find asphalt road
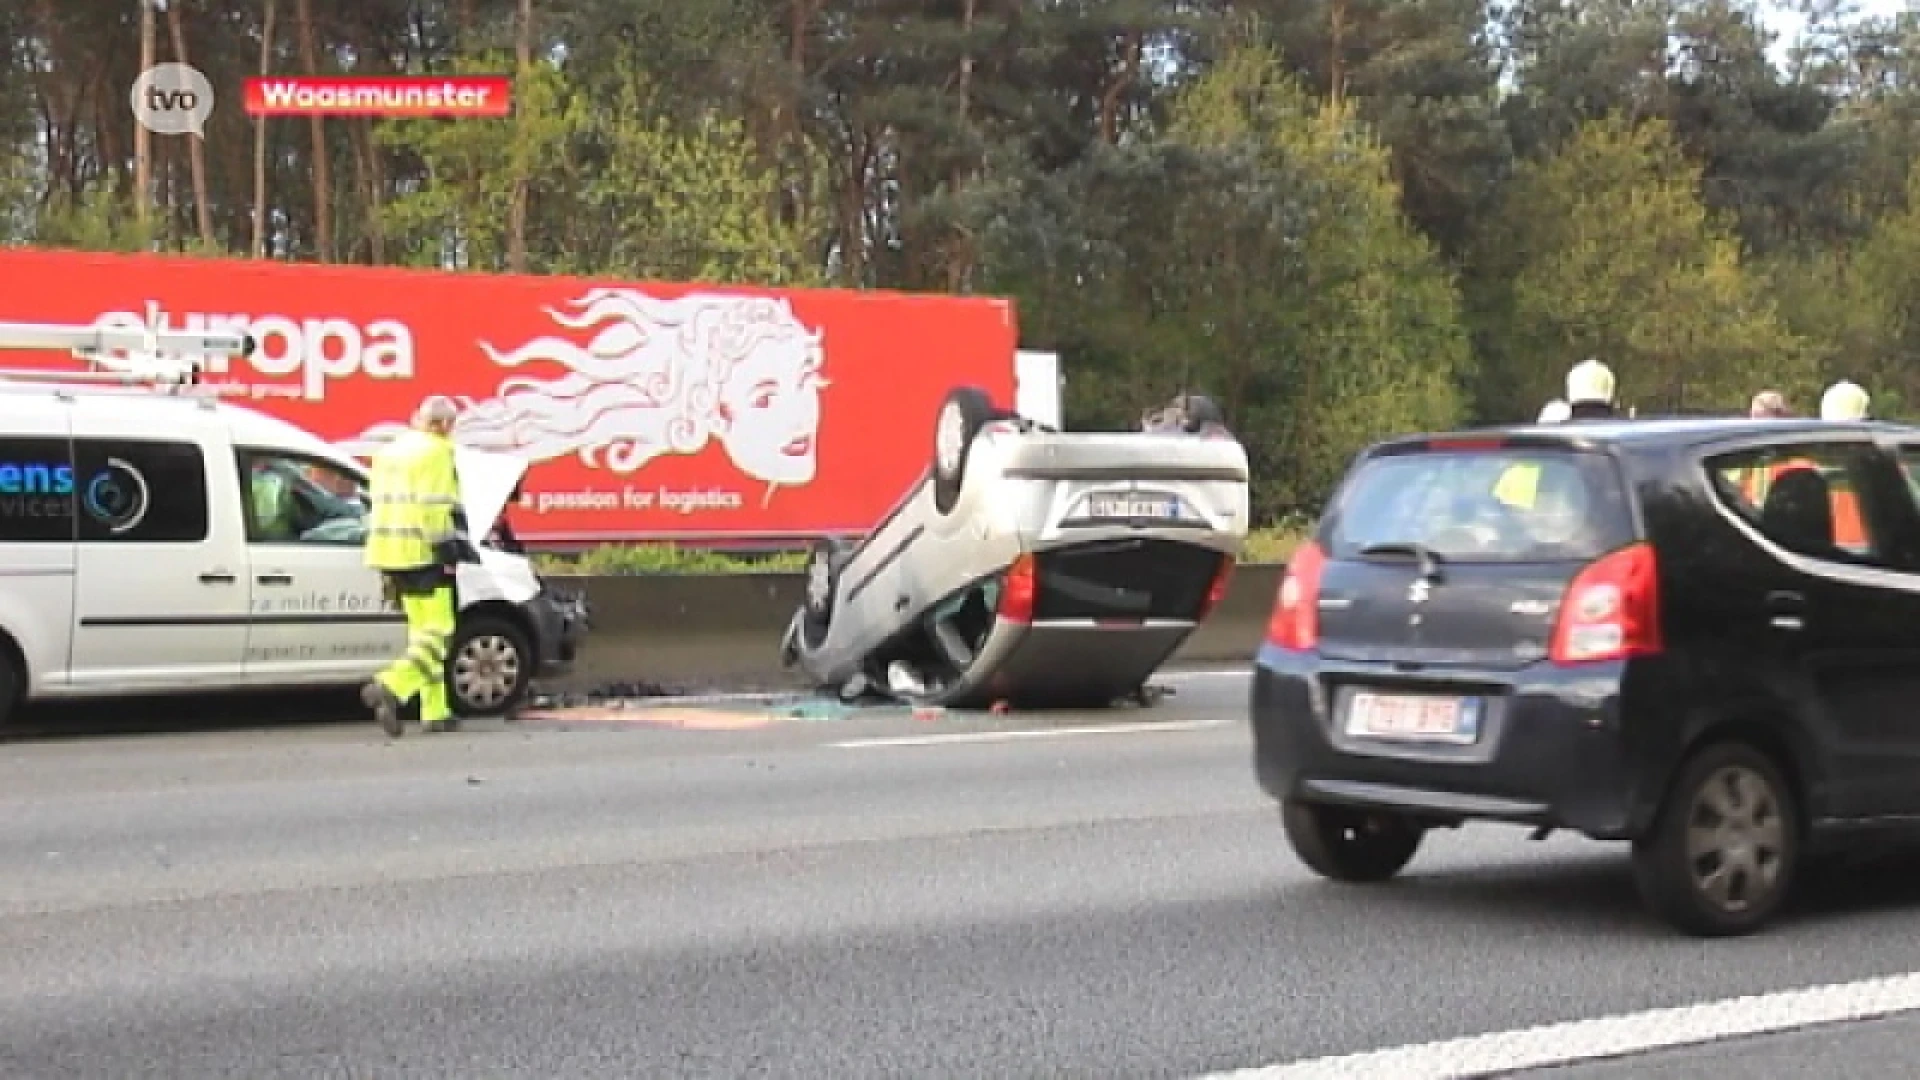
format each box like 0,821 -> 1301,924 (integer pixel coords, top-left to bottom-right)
6,673 -> 1920,1079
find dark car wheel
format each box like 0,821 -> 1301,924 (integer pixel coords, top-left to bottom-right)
1282,800 -> 1424,883
932,386 -> 997,515
447,614 -> 534,718
1632,740 -> 1799,937
802,538 -> 841,648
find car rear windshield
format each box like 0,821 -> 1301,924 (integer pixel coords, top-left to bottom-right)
1325,448 -> 1637,563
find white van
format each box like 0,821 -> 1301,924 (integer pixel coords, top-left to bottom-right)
0,376 -> 587,727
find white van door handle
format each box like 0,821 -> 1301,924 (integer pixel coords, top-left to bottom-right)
256,572 -> 293,586
198,570 -> 236,585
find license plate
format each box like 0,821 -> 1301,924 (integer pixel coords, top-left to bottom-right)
1345,691 -> 1478,744
1088,494 -> 1178,519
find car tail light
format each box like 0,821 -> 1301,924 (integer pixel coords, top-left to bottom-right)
1197,556 -> 1236,620
1549,542 -> 1662,665
1265,541 -> 1325,651
998,553 -> 1037,624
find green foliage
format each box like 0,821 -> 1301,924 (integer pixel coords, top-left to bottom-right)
9,0 -> 1920,532
377,55 -> 586,271
563,61 -> 828,286
536,543 -> 808,576
1472,115 -> 1813,419
975,43 -> 1468,518
1843,160 -> 1920,415
30,189 -> 161,253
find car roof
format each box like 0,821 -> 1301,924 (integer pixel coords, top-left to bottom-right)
1369,416 -> 1920,457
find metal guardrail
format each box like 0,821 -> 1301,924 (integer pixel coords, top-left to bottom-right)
546,565 -> 1280,694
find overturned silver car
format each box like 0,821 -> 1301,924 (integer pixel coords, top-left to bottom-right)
780,386 -> 1251,708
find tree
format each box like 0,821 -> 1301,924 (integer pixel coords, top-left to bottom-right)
1169,44 -> 1470,510
974,43 -> 1470,516
1472,114 -> 1812,419
164,0 -> 215,249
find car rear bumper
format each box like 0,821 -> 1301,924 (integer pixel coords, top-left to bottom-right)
1250,643 -> 1643,840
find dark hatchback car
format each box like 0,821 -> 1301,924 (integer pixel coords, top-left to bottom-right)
1252,416 -> 1920,936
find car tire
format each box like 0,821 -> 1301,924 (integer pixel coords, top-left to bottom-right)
1632,740 -> 1799,937
933,386 -> 997,515
1281,800 -> 1423,883
447,613 -> 534,718
802,538 -> 840,648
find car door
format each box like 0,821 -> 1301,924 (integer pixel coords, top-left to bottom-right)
68,426 -> 250,690
234,445 -> 405,685
1701,436 -> 1920,819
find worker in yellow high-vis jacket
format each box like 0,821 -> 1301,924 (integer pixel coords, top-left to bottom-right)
362,395 -> 467,738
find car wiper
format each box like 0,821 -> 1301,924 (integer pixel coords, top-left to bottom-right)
1356,541 -> 1446,580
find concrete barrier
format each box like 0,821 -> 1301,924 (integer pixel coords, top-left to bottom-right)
548,565 -> 1280,692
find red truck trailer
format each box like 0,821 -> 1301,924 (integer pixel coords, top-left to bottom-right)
0,249 -> 1020,544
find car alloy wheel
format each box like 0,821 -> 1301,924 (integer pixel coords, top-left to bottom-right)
1632,740 -> 1799,937
1682,763 -> 1787,916
453,632 -> 522,711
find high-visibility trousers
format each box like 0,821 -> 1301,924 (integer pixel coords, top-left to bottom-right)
377,574 -> 456,725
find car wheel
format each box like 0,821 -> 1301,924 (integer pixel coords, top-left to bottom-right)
447,614 -> 534,718
932,386 -> 997,515
1632,740 -> 1799,937
1281,800 -> 1423,883
802,539 -> 840,648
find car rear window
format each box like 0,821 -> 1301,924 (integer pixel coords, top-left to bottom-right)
1325,448 -> 1637,563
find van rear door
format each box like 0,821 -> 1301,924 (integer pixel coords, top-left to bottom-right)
0,407 -> 81,692
1314,440 -> 1639,671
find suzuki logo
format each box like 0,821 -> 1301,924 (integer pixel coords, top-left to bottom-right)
1408,578 -> 1431,604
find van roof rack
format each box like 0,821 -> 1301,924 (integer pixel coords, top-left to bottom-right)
0,302 -> 256,395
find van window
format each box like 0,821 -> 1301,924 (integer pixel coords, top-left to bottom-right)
73,438 -> 209,543
1327,448 -> 1636,563
236,450 -> 369,545
0,437 -> 77,543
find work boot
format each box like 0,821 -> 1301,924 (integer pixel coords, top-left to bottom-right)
361,682 -> 404,738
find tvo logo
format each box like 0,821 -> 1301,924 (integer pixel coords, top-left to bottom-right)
131,63 -> 215,138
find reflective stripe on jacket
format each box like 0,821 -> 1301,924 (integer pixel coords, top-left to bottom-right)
364,428 -> 460,571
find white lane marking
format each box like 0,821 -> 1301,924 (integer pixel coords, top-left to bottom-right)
831,716 -> 1231,749
1197,969 -> 1920,1079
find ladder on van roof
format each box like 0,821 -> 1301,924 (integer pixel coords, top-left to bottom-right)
0,302 -> 255,395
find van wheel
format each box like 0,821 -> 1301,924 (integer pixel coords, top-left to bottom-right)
933,386 -> 996,515
802,539 -> 841,648
1632,741 -> 1799,937
1282,800 -> 1423,883
448,614 -> 533,718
